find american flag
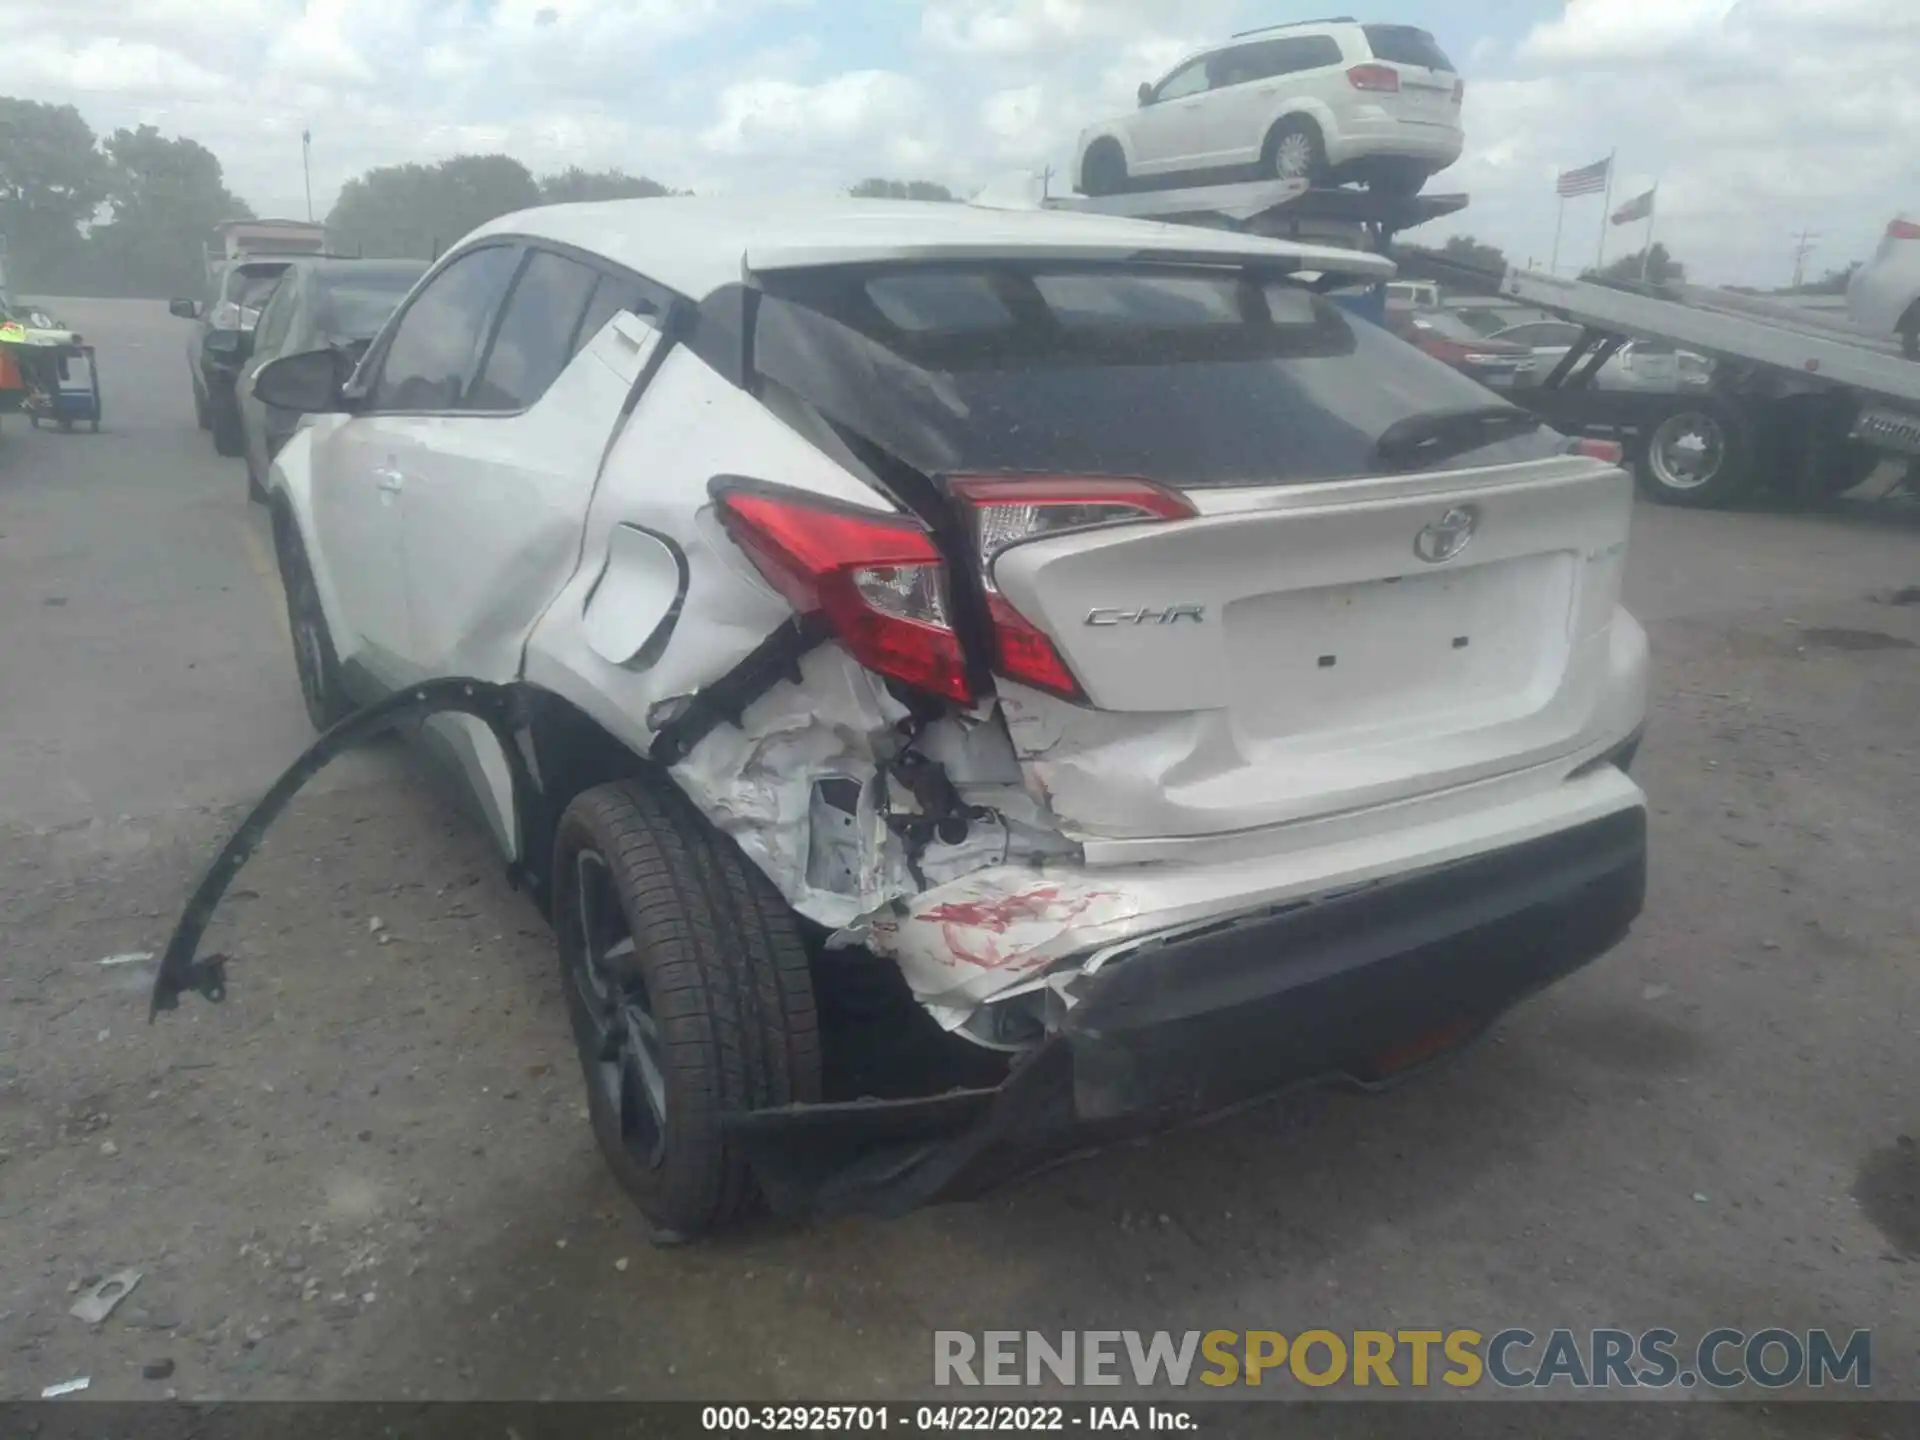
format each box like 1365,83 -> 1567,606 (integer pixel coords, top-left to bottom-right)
1557,156 -> 1612,197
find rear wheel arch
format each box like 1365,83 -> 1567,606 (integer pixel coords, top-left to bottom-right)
1080,136 -> 1129,195
515,689 -> 661,913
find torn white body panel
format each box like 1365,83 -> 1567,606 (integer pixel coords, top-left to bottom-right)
864,763 -> 1645,1032
669,645 -> 916,931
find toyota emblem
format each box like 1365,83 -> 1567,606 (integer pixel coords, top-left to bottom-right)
1413,506 -> 1480,564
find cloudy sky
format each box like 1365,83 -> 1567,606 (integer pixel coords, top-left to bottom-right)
4,0 -> 1916,286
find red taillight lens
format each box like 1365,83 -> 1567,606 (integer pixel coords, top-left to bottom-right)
950,476 -> 1195,702
1348,63 -> 1401,93
1888,218 -> 1920,241
1567,437 -> 1624,465
715,486 -> 972,702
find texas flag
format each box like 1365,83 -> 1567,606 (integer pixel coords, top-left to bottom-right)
1611,187 -> 1657,225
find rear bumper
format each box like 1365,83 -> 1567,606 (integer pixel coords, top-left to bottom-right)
729,803 -> 1646,1216
1326,115 -> 1463,169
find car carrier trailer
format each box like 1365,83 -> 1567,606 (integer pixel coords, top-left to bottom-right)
988,174 -> 1920,511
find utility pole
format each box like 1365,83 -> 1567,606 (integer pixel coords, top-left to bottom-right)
1790,228 -> 1819,289
302,130 -> 314,223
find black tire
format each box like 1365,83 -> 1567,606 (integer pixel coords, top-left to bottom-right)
1633,397 -> 1755,508
553,779 -> 820,1242
1080,140 -> 1128,197
1262,117 -> 1327,185
1899,304 -> 1919,361
211,393 -> 245,457
193,377 -> 212,430
273,518 -> 352,730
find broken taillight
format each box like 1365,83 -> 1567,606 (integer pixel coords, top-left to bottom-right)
950,476 -> 1196,703
714,485 -> 972,702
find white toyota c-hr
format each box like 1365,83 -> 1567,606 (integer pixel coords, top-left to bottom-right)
153,195 -> 1647,1241
1075,19 -> 1466,197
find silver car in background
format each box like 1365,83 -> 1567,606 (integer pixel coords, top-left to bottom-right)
234,259 -> 427,502
1489,320 -> 1712,393
1846,217 -> 1920,359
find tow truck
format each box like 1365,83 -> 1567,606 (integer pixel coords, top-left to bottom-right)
983,174 -> 1920,510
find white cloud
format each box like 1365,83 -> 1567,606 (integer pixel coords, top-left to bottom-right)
0,0 -> 1912,283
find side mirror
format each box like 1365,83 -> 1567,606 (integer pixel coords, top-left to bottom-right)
1137,81 -> 1154,106
254,347 -> 348,415
169,298 -> 201,319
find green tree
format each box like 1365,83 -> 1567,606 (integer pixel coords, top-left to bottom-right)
88,124 -> 252,297
0,97 -> 109,291
1586,242 -> 1684,286
849,178 -> 955,201
1440,234 -> 1508,274
539,167 -> 674,204
329,154 -> 540,259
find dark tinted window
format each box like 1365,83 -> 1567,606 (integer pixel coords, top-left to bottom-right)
369,245 -> 518,411
251,277 -> 298,356
227,264 -> 290,308
749,266 -> 1562,487
1227,35 -> 1343,83
313,268 -> 425,342
568,274 -> 657,359
466,250 -> 600,410
1362,24 -> 1454,70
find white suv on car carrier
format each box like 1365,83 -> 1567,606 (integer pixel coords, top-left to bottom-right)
151,196 -> 1647,1241
1076,18 -> 1464,197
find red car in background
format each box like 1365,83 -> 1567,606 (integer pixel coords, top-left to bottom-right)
1386,305 -> 1536,391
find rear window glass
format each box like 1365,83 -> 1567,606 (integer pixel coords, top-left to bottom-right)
1363,25 -> 1454,70
314,272 -> 421,340
748,265 -> 1562,487
230,266 -> 290,306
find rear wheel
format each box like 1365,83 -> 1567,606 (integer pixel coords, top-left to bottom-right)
193,377 -> 211,430
553,779 -> 820,1242
1262,118 -> 1326,185
211,393 -> 245,457
1634,398 -> 1754,508
1899,302 -> 1919,361
1080,140 -> 1128,197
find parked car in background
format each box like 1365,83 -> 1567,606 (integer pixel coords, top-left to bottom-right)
1846,217 -> 1920,359
1387,279 -> 1441,309
1486,320 -> 1712,392
1387,306 -> 1535,390
235,259 -> 428,502
1074,19 -> 1464,197
171,258 -> 297,457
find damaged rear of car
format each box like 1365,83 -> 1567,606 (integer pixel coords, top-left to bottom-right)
155,200 -> 1648,1240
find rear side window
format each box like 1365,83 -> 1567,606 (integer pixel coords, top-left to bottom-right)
465,249 -> 599,411
570,275 -> 658,359
1228,35 -> 1343,82
1362,24 -> 1455,70
313,270 -> 422,342
748,265 -> 1563,487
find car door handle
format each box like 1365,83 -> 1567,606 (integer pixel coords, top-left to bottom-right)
373,466 -> 404,494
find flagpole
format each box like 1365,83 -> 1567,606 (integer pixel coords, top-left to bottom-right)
1550,196 -> 1566,276
1595,149 -> 1616,271
1639,185 -> 1659,282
